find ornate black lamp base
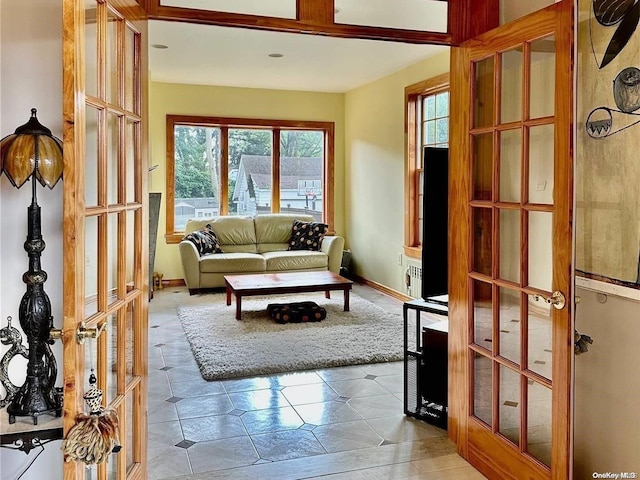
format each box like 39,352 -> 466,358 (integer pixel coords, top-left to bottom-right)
8,408 -> 62,426
7,377 -> 62,425
4,202 -> 63,425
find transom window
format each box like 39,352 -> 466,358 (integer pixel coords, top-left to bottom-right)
165,115 -> 334,243
404,74 -> 450,258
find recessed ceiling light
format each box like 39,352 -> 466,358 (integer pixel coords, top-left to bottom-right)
151,44 -> 168,49
268,53 -> 284,58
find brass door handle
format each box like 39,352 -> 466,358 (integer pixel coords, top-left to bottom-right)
534,291 -> 566,310
76,321 -> 107,344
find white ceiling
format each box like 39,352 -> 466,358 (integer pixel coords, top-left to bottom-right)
148,22 -> 448,93
148,1 -> 449,93
147,1 -> 561,94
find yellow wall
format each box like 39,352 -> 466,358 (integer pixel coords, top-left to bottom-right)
150,83 -> 345,280
344,50 -> 449,293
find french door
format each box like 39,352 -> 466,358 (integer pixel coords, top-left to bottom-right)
62,0 -> 149,479
449,2 -> 573,479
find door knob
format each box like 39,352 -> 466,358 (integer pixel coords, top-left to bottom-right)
533,291 -> 566,310
76,321 -> 107,344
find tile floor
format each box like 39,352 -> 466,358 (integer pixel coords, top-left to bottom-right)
147,284 -> 485,480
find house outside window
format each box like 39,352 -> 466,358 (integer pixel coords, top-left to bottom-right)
404,73 -> 449,259
166,116 -> 334,243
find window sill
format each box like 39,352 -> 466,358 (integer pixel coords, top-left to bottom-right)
166,233 -> 184,244
404,246 -> 421,260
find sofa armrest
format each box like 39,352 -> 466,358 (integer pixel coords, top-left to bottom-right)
179,240 -> 201,289
321,236 -> 345,274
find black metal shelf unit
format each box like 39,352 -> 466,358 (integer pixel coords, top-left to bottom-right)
403,299 -> 448,430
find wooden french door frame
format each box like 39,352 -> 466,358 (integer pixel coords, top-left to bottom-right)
62,0 -> 149,479
448,2 -> 574,479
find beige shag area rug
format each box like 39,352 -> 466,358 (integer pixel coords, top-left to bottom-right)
178,291 -> 403,380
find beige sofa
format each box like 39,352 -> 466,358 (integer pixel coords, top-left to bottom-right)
179,214 -> 345,294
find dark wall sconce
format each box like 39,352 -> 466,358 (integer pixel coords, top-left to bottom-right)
0,108 -> 63,424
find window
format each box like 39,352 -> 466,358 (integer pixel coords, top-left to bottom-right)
404,73 -> 449,259
166,116 -> 334,243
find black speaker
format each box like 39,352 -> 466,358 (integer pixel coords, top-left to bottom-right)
421,147 -> 449,300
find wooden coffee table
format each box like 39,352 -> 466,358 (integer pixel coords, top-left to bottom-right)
224,271 -> 353,320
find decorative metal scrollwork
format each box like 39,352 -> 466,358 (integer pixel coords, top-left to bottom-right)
0,317 -> 29,408
0,316 -> 57,412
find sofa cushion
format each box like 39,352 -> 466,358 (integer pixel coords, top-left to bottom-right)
262,250 -> 328,271
208,216 -> 257,246
182,228 -> 222,256
187,216 -> 258,253
288,220 -> 328,251
254,213 -> 314,246
199,252 -> 266,273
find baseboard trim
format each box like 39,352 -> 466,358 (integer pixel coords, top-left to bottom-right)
163,278 -> 186,288
349,274 -> 412,302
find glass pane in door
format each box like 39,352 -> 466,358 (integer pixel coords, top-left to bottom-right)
107,405 -> 122,479
472,280 -> 493,350
528,124 -> 554,205
530,35 -> 556,119
473,353 -> 493,426
85,0 -> 98,98
125,298 -> 137,383
85,215 -> 99,318
106,9 -> 119,105
124,26 -> 137,112
499,128 -> 522,202
527,211 -> 553,291
527,380 -> 552,466
472,133 -> 493,201
125,119 -> 137,204
107,212 -> 119,306
498,287 -> 521,365
86,107 -> 100,207
474,56 -> 495,128
107,112 -> 120,206
499,209 -> 520,283
472,207 -> 493,276
105,312 -> 118,403
527,293 -> 553,379
126,388 -> 135,471
499,364 -> 520,446
501,47 -> 523,124
125,210 -> 135,286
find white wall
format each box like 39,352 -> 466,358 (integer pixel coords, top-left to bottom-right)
0,1 -> 64,478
